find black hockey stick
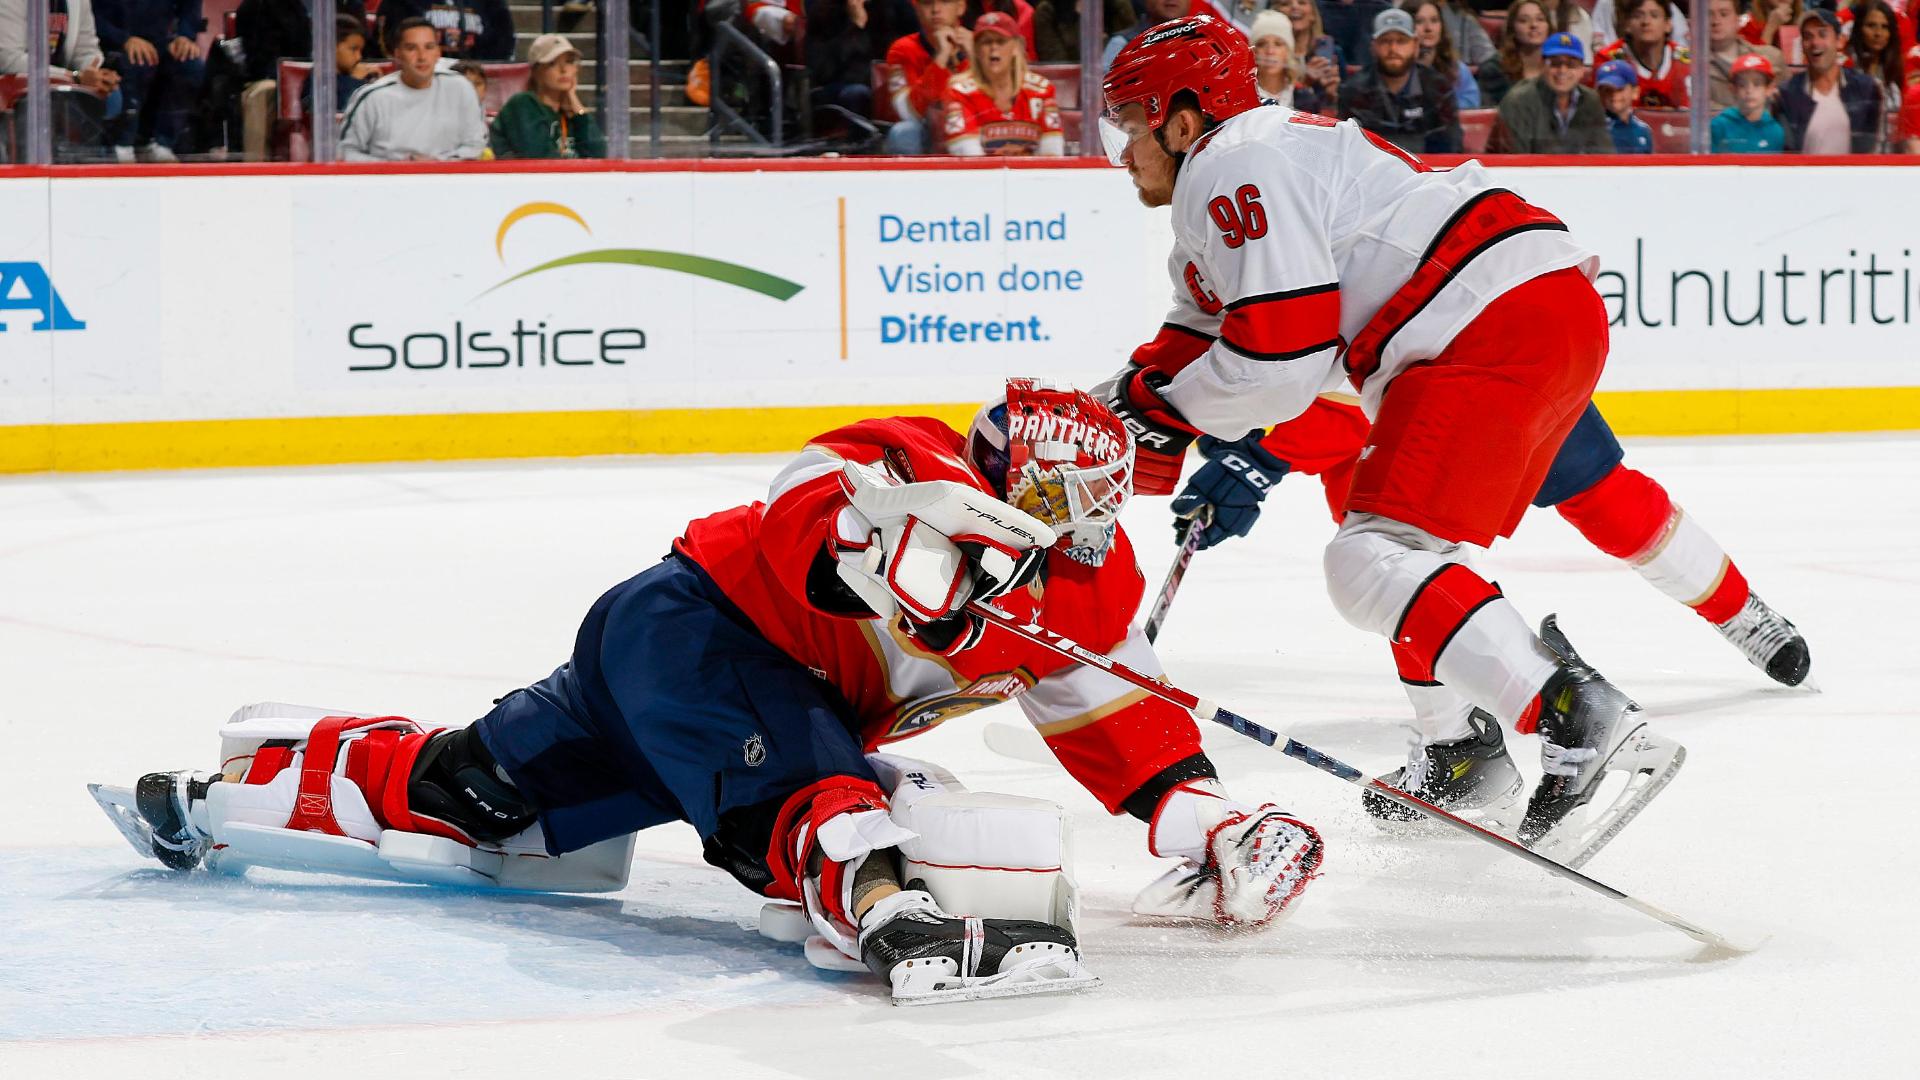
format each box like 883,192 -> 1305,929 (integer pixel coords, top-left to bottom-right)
971,601 -> 1753,954
1144,510 -> 1208,644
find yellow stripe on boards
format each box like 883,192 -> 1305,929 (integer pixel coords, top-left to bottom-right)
1592,387 -> 1920,437
2,388 -> 1917,474
0,404 -> 984,474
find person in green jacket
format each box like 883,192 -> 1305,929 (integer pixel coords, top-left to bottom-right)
1710,51 -> 1785,153
489,32 -> 606,159
1488,32 -> 1613,154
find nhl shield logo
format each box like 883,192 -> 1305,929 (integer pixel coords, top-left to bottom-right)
743,734 -> 767,767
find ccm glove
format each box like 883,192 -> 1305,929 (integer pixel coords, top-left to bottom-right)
1169,432 -> 1290,550
1093,364 -> 1202,496
829,461 -> 1054,655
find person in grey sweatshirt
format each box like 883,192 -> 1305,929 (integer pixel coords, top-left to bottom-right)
1,0 -> 115,88
338,16 -> 484,161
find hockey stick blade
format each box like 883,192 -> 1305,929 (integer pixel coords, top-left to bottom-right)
1145,511 -> 1208,644
969,602 -> 1751,954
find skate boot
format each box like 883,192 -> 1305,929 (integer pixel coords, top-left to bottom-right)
1517,617 -> 1686,866
858,888 -> 1097,1005
89,771 -> 216,870
1362,710 -> 1524,828
1713,591 -> 1811,687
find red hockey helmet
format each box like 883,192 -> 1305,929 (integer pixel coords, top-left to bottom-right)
1101,14 -> 1260,164
968,379 -> 1135,566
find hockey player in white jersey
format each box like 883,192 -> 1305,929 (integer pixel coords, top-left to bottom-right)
1093,14 -> 1683,865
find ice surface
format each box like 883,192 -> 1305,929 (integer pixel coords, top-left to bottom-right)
1,436 -> 1914,1079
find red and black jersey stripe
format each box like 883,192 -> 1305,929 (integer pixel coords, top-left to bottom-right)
1219,282 -> 1343,363
1343,189 -> 1568,386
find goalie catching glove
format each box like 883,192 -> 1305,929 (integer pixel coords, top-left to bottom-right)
1133,781 -> 1324,929
830,460 -> 1055,654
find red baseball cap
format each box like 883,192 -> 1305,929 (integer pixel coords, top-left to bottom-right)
973,12 -> 1020,40
1730,52 -> 1774,81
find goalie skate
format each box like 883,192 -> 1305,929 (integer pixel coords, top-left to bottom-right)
858,889 -> 1099,1006
88,772 -> 212,871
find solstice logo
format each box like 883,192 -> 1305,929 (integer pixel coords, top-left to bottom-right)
346,202 -> 805,374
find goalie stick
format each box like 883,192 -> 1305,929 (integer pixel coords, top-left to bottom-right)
1144,512 -> 1208,644
968,601 -> 1754,955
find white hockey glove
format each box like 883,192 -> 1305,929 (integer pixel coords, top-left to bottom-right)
830,460 -> 1056,655
1133,783 -> 1324,929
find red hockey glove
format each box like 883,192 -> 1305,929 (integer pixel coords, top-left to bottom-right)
1094,364 -> 1202,496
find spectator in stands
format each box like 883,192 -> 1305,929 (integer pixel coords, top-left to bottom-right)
452,58 -> 486,102
1340,7 -> 1460,152
1594,56 -> 1653,150
491,33 -> 605,158
1285,0 -> 1344,114
1435,0 -> 1493,67
340,17 -> 485,159
1,0 -> 120,95
379,0 -> 514,61
94,0 -> 205,161
1405,0 -> 1477,108
1850,0 -> 1905,150
1595,0 -> 1688,55
1705,0 -> 1781,111
1033,0 -> 1134,61
1250,9 -> 1299,106
1777,7 -> 1882,153
234,0 -> 367,161
1,0 -> 123,160
1475,0 -> 1547,105
939,10 -> 1059,153
1489,30 -> 1609,151
976,0 -> 1037,59
1596,0 -> 1691,107
886,0 -> 971,151
1738,0 -> 1796,56
1541,0 -> 1594,56
1316,0 -> 1391,66
1103,0 -> 1187,70
807,0 -> 875,120
299,14 -> 378,114
1710,50 -> 1784,150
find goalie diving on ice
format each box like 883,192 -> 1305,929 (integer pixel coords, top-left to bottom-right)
91,379 -> 1323,1005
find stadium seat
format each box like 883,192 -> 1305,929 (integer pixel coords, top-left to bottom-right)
1636,108 -> 1690,152
1459,107 -> 1497,153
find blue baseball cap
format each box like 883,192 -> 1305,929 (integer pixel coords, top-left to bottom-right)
1541,32 -> 1585,61
1595,59 -> 1638,88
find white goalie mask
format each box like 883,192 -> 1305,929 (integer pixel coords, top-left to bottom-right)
967,379 -> 1136,567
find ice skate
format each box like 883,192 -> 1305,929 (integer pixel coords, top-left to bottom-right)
858,888 -> 1098,1005
88,771 -> 214,871
1713,591 -> 1812,688
1518,617 -> 1686,867
1362,710 -> 1524,831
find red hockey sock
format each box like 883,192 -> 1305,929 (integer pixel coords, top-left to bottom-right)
1692,561 -> 1750,625
1554,464 -> 1670,560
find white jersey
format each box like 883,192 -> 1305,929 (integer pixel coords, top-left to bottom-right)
1143,105 -> 1597,431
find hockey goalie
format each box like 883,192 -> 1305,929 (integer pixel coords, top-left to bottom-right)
91,380 -> 1323,1005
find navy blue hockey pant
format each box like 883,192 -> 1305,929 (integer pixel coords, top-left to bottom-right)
472,554 -> 877,859
1532,402 -> 1626,508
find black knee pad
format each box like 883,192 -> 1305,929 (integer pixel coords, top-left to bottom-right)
410,726 -> 539,844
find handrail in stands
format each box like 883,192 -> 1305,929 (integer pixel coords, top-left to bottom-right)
709,21 -> 782,149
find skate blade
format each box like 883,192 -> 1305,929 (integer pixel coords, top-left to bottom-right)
1366,781 -> 1526,839
88,783 -> 160,862
892,960 -> 1100,1006
1531,729 -> 1686,870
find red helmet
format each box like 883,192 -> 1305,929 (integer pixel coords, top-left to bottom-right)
1101,14 -> 1260,160
968,379 -> 1135,566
